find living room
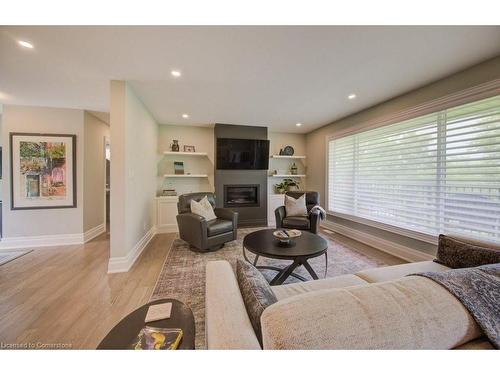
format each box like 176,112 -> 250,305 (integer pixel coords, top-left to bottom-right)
1,2 -> 499,374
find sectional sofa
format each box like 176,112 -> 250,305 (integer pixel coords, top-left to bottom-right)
205,235 -> 496,349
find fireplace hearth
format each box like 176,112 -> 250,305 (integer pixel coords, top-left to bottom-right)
224,184 -> 260,208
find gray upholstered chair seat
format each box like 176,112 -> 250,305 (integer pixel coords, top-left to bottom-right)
282,216 -> 310,230
207,219 -> 234,237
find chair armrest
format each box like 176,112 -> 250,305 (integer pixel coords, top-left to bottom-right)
214,207 -> 237,222
274,206 -> 286,228
176,213 -> 208,249
309,211 -> 320,234
214,208 -> 238,239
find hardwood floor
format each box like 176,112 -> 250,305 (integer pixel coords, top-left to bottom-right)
0,228 -> 403,349
0,231 -> 176,349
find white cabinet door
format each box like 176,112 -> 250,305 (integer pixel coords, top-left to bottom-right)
156,197 -> 179,233
268,194 -> 285,227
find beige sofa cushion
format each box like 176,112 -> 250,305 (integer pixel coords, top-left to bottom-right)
261,276 -> 482,349
271,274 -> 368,300
455,338 -> 494,350
206,261 -> 261,349
355,260 -> 449,283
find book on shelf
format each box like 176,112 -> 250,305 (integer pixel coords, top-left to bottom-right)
132,326 -> 183,350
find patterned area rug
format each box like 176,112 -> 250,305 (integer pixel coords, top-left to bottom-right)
0,250 -> 33,266
151,227 -> 389,349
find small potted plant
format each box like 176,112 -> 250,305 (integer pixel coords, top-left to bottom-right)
285,178 -> 300,192
274,178 -> 300,194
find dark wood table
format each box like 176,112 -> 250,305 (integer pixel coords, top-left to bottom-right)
97,298 -> 195,349
243,229 -> 328,285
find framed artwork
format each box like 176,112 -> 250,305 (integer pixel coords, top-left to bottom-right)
183,145 -> 196,152
10,133 -> 77,210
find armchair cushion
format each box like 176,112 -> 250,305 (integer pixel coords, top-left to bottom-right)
282,216 -> 310,230
190,196 -> 217,221
285,194 -> 307,217
207,219 -> 233,237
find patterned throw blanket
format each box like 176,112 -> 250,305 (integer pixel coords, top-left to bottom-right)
414,263 -> 500,349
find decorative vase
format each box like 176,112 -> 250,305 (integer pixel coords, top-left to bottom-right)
171,140 -> 180,152
290,162 -> 298,175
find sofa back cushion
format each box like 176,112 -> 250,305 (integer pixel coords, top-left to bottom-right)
260,276 -> 482,349
236,260 -> 277,346
435,234 -> 500,269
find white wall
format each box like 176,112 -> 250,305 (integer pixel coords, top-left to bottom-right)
83,111 -> 110,232
109,81 -> 158,272
268,132 -> 307,194
157,124 -> 214,196
1,105 -> 85,240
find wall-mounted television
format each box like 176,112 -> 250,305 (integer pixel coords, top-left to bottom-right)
217,138 -> 269,170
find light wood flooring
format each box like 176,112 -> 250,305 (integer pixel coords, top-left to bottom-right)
0,232 -> 176,349
0,229 -> 403,349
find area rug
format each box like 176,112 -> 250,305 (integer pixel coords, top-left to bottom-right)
151,227 -> 390,349
0,250 -> 33,266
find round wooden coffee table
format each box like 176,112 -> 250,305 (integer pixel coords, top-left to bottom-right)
243,229 -> 328,285
97,298 -> 195,349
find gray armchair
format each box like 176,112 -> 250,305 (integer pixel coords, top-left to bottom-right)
176,192 -> 238,252
275,191 -> 321,234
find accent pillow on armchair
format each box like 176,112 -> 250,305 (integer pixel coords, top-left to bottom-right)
284,194 -> 307,217
190,195 -> 217,221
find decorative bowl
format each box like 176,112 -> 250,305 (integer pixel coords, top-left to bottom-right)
273,229 -> 302,245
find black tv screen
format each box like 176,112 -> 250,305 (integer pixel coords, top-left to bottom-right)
217,138 -> 269,170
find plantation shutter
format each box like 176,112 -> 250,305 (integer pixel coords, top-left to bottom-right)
328,95 -> 500,242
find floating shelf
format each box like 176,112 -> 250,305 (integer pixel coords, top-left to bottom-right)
163,151 -> 208,156
270,155 -> 306,159
270,174 -> 306,178
164,174 -> 209,178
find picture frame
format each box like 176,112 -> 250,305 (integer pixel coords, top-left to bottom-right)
183,145 -> 196,152
10,132 -> 77,210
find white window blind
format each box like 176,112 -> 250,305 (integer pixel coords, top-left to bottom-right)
328,95 -> 500,242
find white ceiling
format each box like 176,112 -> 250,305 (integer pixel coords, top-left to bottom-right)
1,26 -> 500,133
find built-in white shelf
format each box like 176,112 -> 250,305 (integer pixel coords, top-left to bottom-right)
270,155 -> 306,159
164,174 -> 209,178
163,151 -> 208,156
270,174 -> 306,178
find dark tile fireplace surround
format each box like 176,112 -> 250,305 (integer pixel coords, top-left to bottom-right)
214,124 -> 268,227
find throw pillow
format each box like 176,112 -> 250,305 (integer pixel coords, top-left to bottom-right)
190,196 -> 217,221
236,259 -> 278,346
285,194 -> 307,217
435,234 -> 500,269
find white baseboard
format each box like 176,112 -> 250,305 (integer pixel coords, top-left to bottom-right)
321,221 -> 434,262
0,233 -> 84,250
83,223 -> 106,243
107,226 -> 156,273
155,224 -> 178,234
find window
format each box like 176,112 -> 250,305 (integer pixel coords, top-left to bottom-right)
328,95 -> 500,242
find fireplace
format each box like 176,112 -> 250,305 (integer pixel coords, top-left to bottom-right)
224,184 -> 260,208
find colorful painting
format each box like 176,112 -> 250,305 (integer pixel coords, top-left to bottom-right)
10,133 -> 76,209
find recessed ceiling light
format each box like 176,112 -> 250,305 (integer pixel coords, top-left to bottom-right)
182,114 -> 189,119
18,40 -> 34,49
296,123 -> 302,127
348,93 -> 357,100
171,70 -> 181,77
